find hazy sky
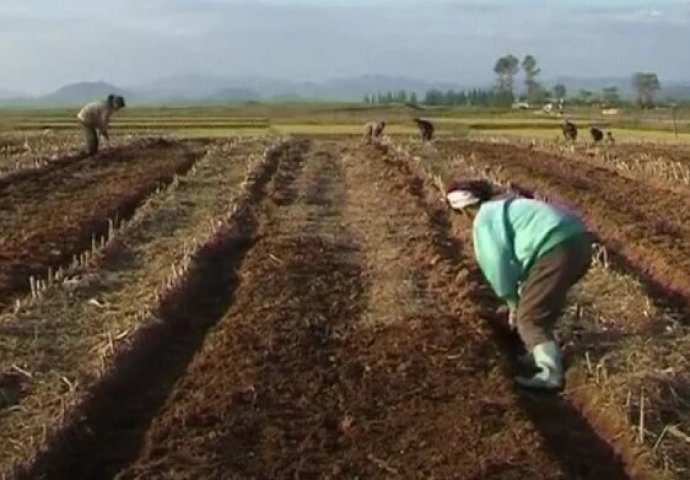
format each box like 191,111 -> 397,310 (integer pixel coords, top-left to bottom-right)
1,0 -> 688,93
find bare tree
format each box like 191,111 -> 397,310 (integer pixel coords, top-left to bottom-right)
494,54 -> 520,104
522,55 -> 543,104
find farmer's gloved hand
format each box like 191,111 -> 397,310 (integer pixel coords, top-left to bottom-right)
508,309 -> 517,329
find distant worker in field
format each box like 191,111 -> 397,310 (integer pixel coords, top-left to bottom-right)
590,125 -> 604,143
562,119 -> 577,142
413,118 -> 434,142
605,131 -> 615,146
445,178 -> 592,391
77,94 -> 126,155
364,120 -> 386,143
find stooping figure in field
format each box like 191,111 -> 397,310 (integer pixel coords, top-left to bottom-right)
364,120 -> 386,143
605,131 -> 615,146
446,178 -> 592,390
413,118 -> 434,142
562,119 -> 577,142
590,125 -> 604,143
76,94 -> 126,155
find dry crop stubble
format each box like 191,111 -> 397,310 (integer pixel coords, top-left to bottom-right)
0,130 -> 153,176
472,134 -> 690,189
1,137 -> 281,478
0,138 -> 207,310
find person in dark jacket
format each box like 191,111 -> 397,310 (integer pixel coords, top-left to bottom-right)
413,118 -> 434,141
562,119 -> 577,142
590,126 -> 604,143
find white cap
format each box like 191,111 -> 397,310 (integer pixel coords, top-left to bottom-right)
447,190 -> 480,210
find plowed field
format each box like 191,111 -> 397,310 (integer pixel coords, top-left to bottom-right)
0,139 -> 205,308
4,136 -> 684,480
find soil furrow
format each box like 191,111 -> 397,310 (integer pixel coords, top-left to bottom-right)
340,147 -> 437,328
117,139 -> 363,479
0,139 -> 206,309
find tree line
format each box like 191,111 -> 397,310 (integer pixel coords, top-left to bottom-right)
363,89 -> 502,107
492,53 -> 661,108
364,55 -> 663,108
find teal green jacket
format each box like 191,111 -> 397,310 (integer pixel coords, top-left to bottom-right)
473,197 -> 586,310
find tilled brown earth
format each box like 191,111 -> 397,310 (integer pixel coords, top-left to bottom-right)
0,139 -> 205,309
17,139 -> 641,479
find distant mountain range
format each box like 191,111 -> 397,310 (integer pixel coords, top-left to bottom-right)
0,75 -> 462,107
42,82 -> 130,104
0,88 -> 24,100
1,75 -> 690,106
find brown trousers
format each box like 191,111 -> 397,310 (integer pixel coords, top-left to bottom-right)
80,122 -> 99,156
517,233 -> 593,349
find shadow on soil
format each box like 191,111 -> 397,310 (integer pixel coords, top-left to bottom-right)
382,151 -> 631,480
16,143 -> 285,480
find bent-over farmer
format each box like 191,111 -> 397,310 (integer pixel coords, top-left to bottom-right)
77,94 -> 126,155
413,117 -> 434,142
364,120 -> 386,143
446,178 -> 592,390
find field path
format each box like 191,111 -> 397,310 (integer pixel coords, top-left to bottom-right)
0,139 -> 204,308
